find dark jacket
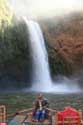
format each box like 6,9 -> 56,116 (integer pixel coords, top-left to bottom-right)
34,98 -> 49,110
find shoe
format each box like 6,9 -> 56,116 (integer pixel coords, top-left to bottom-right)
32,119 -> 38,122
39,120 -> 44,123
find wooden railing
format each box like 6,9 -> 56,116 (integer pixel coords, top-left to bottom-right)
0,105 -> 6,123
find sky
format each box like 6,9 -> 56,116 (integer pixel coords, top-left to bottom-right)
9,0 -> 83,19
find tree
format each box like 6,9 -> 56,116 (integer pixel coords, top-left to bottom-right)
0,0 -> 13,28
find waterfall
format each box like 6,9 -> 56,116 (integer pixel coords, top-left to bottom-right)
23,17 -> 81,93
24,18 -> 52,92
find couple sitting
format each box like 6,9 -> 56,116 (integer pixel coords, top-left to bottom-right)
33,93 -> 49,122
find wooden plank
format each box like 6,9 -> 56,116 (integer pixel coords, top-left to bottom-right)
15,115 -> 27,123
14,115 -> 51,125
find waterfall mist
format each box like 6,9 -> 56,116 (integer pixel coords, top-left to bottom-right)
9,0 -> 82,19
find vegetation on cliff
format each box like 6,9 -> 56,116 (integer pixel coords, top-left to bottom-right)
0,0 -> 32,88
0,0 -> 13,26
0,20 -> 33,88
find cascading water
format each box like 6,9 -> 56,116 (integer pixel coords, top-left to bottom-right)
23,17 -> 81,93
24,18 -> 52,92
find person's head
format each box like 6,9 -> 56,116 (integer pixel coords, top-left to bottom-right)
37,93 -> 43,100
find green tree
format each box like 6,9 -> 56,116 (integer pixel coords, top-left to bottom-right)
0,0 -> 13,28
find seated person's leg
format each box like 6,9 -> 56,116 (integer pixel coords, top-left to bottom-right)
34,110 -> 41,121
40,109 -> 47,121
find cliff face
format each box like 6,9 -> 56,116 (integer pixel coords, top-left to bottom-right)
40,13 -> 83,76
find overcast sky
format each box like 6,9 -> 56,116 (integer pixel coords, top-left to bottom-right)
9,0 -> 83,18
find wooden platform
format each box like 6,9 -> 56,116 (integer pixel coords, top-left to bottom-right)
9,114 -> 52,125
9,107 -> 83,125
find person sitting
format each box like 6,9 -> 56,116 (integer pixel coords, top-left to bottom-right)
33,93 -> 49,122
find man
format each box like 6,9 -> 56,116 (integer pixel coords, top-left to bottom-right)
33,93 -> 49,122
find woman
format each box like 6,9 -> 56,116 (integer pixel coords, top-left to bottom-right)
33,93 -> 49,122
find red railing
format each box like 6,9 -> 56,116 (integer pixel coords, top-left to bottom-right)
55,107 -> 82,125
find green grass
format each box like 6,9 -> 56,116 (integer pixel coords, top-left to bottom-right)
0,92 -> 83,118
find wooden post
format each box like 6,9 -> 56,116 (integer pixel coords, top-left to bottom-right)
0,105 -> 6,122
55,111 -> 58,125
79,109 -> 82,125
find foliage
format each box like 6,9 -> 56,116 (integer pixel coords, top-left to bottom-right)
0,21 -> 32,88
0,0 -> 13,26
